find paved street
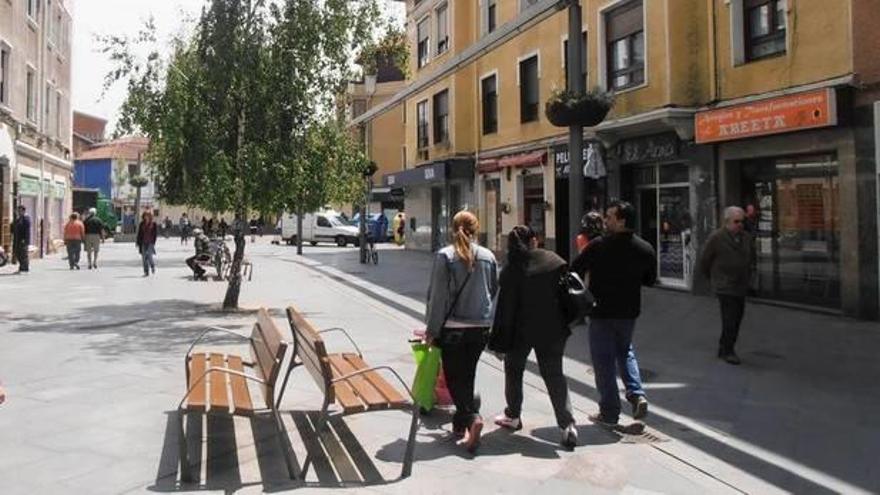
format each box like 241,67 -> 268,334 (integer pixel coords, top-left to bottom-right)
1,237 -> 878,494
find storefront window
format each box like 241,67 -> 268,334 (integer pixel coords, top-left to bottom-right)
741,154 -> 839,308
484,179 -> 502,251
631,163 -> 693,288
522,173 -> 545,244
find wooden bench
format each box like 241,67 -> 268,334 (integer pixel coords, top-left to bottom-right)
285,305 -> 419,479
177,308 -> 297,481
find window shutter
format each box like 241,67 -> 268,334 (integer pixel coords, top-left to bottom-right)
606,1 -> 643,41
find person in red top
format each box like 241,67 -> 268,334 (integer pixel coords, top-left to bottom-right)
63,212 -> 86,270
136,210 -> 159,276
575,211 -> 604,255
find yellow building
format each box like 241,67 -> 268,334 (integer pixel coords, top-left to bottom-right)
353,0 -> 880,318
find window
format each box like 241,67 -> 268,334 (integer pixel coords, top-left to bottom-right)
44,82 -> 51,130
128,163 -> 140,177
519,55 -> 539,123
746,0 -> 786,60
436,3 -> 449,55
417,17 -> 430,69
316,216 -> 331,228
55,91 -> 61,137
26,68 -> 36,122
47,0 -> 54,45
416,100 -> 429,159
481,74 -> 497,135
605,1 -> 645,91
488,0 -> 497,34
433,90 -> 449,144
26,0 -> 37,20
0,45 -> 9,106
563,32 -> 589,91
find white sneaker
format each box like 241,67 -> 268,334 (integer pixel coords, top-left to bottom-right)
561,424 -> 578,449
493,413 -> 522,431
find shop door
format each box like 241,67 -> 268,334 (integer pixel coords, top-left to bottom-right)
743,155 -> 839,308
522,174 -> 545,244
484,179 -> 502,251
634,164 -> 692,288
431,186 -> 444,252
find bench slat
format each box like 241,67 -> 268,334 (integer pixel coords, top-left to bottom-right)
250,308 -> 289,409
257,309 -> 285,361
227,355 -> 255,416
331,380 -> 366,414
209,353 -> 230,413
328,354 -> 389,410
187,353 -> 208,412
345,354 -> 408,408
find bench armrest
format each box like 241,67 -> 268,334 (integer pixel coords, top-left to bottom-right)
318,327 -> 363,357
177,366 -> 267,410
330,365 -> 414,402
185,326 -> 251,358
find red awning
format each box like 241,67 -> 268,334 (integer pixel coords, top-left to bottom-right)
477,159 -> 501,173
498,151 -> 546,169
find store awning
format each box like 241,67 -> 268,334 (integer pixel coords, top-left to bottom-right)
499,151 -> 546,169
477,159 -> 501,173
383,158 -> 474,188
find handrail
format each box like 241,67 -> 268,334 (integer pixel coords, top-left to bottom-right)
185,326 -> 251,358
317,327 -> 363,357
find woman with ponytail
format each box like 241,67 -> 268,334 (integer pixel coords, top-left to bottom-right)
492,225 -> 578,448
425,210 -> 498,453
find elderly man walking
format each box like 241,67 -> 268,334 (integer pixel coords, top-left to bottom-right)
700,206 -> 754,365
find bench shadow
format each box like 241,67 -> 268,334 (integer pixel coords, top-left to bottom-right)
149,409 -> 402,493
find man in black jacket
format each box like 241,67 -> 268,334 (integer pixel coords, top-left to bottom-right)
12,205 -> 31,273
573,201 -> 657,426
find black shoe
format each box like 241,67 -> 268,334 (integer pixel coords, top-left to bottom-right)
588,413 -> 618,427
629,395 -> 649,420
720,352 -> 741,365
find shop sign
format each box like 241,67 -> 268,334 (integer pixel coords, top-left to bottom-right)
554,143 -> 605,179
612,133 -> 679,163
19,175 -> 40,196
695,88 -> 837,144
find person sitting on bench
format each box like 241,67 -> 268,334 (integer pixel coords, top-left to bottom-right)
186,228 -> 212,280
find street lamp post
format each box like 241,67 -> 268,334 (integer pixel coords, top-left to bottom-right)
567,0 -> 585,259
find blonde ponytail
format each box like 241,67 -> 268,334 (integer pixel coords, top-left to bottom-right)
451,211 -> 479,271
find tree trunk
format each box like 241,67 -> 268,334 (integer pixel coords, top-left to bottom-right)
296,206 -> 303,255
222,110 -> 247,310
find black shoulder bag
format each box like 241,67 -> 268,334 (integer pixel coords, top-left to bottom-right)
559,269 -> 595,327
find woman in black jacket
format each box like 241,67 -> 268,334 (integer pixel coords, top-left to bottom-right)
492,225 -> 577,448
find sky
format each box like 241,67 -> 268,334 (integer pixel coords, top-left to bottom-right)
72,0 -> 405,135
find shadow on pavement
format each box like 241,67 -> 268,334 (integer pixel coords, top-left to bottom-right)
150,409 -> 404,493
292,247 -> 880,494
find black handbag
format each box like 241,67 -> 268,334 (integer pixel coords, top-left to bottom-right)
559,270 -> 595,326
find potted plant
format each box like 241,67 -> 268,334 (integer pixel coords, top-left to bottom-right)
545,87 -> 615,127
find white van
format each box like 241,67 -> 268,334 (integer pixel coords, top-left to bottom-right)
280,210 -> 361,247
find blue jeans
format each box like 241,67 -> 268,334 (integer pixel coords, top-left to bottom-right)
588,318 -> 646,423
141,243 -> 156,274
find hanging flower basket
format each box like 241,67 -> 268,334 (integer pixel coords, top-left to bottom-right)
545,88 -> 614,128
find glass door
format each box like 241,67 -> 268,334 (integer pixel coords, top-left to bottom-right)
634,164 -> 691,288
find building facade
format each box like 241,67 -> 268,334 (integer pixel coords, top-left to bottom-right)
1,0 -> 74,257
352,0 -> 879,319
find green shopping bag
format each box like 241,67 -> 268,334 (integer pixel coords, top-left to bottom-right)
411,342 -> 442,411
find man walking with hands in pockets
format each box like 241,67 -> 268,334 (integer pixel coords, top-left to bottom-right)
573,201 -> 656,426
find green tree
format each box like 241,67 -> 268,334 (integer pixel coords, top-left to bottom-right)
102,0 -> 380,309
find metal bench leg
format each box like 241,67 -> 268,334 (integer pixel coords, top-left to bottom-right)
272,409 -> 300,480
178,409 -> 193,483
400,404 -> 420,479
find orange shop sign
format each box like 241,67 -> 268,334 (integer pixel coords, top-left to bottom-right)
695,88 -> 837,144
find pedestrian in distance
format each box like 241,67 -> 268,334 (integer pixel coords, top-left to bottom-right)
163,216 -> 173,239
425,210 -> 498,454
83,208 -> 104,269
179,213 -> 191,245
63,212 -> 85,270
572,200 -> 656,427
136,210 -> 158,277
491,225 -> 578,448
699,206 -> 755,365
575,210 -> 604,254
219,218 -> 228,239
12,205 -> 31,273
186,228 -> 212,280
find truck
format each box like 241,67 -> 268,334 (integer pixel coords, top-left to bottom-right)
280,210 -> 360,247
72,188 -> 118,235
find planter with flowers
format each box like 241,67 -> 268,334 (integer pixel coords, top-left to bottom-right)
545,87 -> 615,128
